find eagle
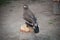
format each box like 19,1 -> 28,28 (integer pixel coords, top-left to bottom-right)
23,4 -> 39,33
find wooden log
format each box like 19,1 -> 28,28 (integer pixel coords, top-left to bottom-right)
19,24 -> 35,40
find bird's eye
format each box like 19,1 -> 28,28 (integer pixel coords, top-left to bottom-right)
35,23 -> 38,26
24,6 -> 27,8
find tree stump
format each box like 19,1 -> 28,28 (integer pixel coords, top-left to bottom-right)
19,24 -> 35,40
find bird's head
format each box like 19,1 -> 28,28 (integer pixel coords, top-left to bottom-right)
33,23 -> 39,33
23,4 -> 28,9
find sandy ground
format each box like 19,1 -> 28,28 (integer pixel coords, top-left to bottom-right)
0,1 -> 60,40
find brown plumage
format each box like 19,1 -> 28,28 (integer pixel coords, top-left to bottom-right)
23,4 -> 37,25
23,4 -> 39,33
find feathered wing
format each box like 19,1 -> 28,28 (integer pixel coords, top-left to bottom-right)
23,9 -> 37,24
23,6 -> 39,33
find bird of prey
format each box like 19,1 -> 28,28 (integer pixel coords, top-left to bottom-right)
23,4 -> 39,33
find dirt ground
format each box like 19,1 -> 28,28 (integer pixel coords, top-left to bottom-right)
0,1 -> 60,40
